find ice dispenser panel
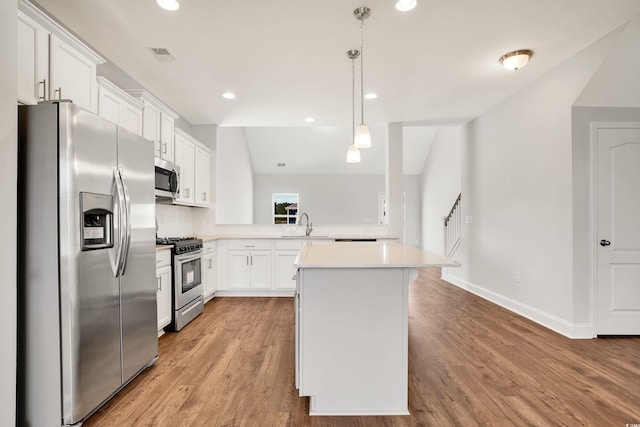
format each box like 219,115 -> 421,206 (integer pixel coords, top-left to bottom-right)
80,192 -> 114,250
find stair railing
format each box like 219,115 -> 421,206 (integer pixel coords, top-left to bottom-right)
443,193 -> 461,257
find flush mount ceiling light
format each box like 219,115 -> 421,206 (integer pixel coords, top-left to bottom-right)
346,49 -> 361,164
499,49 -> 533,71
353,6 -> 372,149
156,0 -> 180,11
395,0 -> 417,12
364,93 -> 378,100
304,117 -> 316,123
222,92 -> 235,99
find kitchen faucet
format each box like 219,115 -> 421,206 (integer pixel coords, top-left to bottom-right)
298,212 -> 313,236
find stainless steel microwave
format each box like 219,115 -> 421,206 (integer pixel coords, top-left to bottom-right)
154,158 -> 180,199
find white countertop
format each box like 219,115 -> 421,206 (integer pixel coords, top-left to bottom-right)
294,241 -> 461,268
194,234 -> 399,242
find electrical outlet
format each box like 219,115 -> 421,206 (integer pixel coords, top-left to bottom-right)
465,216 -> 473,224
514,271 -> 521,282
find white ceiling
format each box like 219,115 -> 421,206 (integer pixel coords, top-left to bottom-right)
34,0 -> 640,173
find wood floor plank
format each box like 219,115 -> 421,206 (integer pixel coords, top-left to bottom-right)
83,268 -> 640,426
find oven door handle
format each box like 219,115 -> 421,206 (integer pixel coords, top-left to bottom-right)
175,249 -> 203,263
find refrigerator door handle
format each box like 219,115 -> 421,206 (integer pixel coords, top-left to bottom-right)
117,167 -> 133,275
112,167 -> 126,277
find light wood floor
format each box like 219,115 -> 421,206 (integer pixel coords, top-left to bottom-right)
84,269 -> 640,426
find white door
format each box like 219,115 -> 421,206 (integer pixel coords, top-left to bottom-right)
596,126 -> 640,335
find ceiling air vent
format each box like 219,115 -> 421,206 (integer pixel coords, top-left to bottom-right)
148,47 -> 176,62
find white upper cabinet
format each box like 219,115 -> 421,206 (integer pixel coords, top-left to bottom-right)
97,77 -> 143,136
194,145 -> 211,207
17,10 -> 48,105
127,90 -> 178,162
174,130 -> 196,205
174,129 -> 212,208
17,1 -> 104,113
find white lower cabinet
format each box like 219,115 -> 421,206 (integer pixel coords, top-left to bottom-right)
202,242 -> 216,302
216,238 -> 311,294
156,249 -> 172,335
229,251 -> 271,289
274,240 -> 303,290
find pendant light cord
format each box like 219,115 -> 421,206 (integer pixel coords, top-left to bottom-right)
360,18 -> 365,125
352,57 -> 356,140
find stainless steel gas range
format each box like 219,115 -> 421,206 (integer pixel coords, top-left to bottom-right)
156,237 -> 204,331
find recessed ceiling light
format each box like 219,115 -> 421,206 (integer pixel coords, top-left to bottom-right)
395,0 -> 417,12
222,92 -> 236,99
156,0 -> 180,11
364,93 -> 378,100
304,117 -> 316,123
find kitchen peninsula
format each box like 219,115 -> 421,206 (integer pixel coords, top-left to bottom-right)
294,241 -> 460,416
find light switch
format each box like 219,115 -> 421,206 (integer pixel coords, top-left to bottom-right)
465,216 -> 473,224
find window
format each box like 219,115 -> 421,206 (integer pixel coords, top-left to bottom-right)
272,193 -> 299,224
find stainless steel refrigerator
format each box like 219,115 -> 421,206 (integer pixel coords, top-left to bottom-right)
17,101 -> 158,426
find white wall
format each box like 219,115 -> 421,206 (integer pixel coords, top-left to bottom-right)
253,174 -> 384,225
569,17 -> 640,326
420,126 -> 463,254
443,22 -> 622,337
402,175 -> 422,247
216,127 -> 254,224
1,1 -> 17,424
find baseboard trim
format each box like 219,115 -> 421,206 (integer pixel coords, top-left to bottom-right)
441,273 -> 594,339
214,289 -> 295,297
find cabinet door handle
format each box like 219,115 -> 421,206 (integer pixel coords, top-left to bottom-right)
38,79 -> 47,101
156,276 -> 161,291
162,142 -> 167,154
246,256 -> 249,266
208,259 -> 213,269
54,87 -> 62,99
250,255 -> 253,266
185,188 -> 190,198
202,192 -> 207,201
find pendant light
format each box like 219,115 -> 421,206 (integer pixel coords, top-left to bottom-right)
347,49 -> 361,163
353,7 -> 372,149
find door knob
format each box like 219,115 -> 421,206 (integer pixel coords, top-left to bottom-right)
600,239 -> 611,247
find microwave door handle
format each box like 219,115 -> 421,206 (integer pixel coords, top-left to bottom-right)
118,167 -> 132,275
112,167 -> 126,277
172,170 -> 180,197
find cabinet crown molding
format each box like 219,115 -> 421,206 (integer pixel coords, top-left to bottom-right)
18,0 -> 106,65
97,77 -> 144,108
126,90 -> 179,119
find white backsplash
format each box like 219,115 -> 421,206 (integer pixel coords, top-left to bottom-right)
156,203 -> 391,238
155,203 -> 195,237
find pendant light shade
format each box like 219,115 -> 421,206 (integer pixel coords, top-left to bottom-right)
347,144 -> 361,163
354,124 -> 371,148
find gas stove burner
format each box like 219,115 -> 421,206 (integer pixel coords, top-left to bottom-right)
156,236 -> 203,255
156,236 -> 198,245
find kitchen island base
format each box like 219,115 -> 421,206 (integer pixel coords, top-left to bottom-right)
295,267 -> 416,416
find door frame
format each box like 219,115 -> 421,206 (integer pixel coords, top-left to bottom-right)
590,121 -> 640,336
